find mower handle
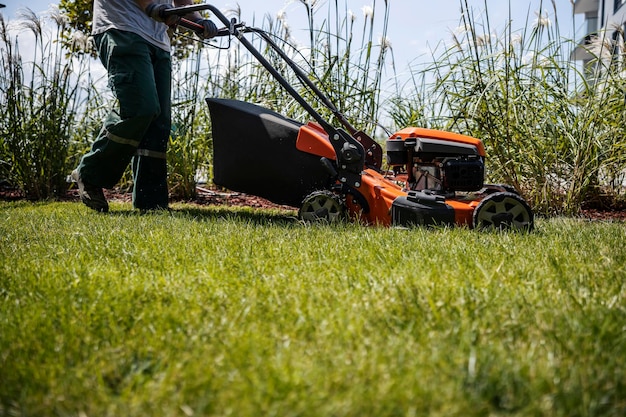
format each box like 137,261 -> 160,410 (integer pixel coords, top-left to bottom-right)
163,3 -> 247,37
178,17 -> 245,38
162,3 -> 216,17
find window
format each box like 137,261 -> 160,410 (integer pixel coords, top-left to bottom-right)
616,0 -> 626,13
586,15 -> 598,33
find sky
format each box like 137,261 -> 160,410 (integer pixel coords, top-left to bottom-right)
1,0 -> 583,72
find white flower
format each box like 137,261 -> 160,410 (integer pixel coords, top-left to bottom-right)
348,9 -> 356,23
475,34 -> 491,47
282,21 -> 292,38
587,34 -> 613,61
276,9 -> 287,22
362,5 -> 374,19
510,33 -> 523,47
380,36 -> 392,50
453,23 -> 471,36
70,30 -> 89,51
534,11 -> 551,28
46,4 -> 70,28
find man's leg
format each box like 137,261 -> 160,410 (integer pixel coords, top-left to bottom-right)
76,30 -> 161,208
132,46 -> 172,211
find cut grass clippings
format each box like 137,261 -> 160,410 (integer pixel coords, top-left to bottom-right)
1,201 -> 625,416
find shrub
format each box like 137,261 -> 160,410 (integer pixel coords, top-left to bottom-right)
0,7 -> 94,199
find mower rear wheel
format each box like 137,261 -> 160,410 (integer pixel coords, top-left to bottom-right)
472,191 -> 534,231
299,190 -> 346,223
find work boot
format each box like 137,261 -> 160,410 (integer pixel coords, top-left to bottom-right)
70,169 -> 109,213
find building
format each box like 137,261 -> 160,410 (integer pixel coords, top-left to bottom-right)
573,0 -> 626,64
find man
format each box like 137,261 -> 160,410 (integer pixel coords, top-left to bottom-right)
71,0 -> 217,212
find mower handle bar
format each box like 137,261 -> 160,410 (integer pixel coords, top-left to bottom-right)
163,3 -> 246,37
179,17 -> 245,37
162,3 -> 232,28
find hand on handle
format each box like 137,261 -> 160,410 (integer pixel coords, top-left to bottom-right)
146,3 -> 181,26
193,18 -> 218,39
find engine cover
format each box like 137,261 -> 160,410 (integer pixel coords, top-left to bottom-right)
442,157 -> 484,191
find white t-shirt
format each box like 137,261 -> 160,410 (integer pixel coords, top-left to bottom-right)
92,0 -> 171,51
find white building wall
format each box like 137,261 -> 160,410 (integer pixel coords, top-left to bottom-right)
602,1 -> 626,32
576,0 -> 626,33
573,0 -> 626,61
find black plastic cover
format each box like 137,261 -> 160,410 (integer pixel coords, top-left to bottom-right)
391,191 -> 455,227
385,138 -> 410,165
207,98 -> 332,207
442,158 -> 484,191
386,136 -> 479,166
416,138 -> 478,156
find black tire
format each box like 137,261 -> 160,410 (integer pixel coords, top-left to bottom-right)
482,184 -> 519,195
493,184 -> 519,194
298,190 -> 346,223
472,191 -> 534,231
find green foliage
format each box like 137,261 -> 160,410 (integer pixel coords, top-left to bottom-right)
1,200 -> 626,416
288,0 -> 393,134
163,0 -> 394,194
59,0 -> 93,35
0,9 -> 95,199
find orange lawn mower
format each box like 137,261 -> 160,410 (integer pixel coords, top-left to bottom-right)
169,4 -> 534,231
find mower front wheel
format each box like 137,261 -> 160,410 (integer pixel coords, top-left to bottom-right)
472,191 -> 534,231
299,190 -> 346,223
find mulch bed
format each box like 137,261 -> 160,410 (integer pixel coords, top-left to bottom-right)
0,183 -> 296,211
579,195 -> 626,221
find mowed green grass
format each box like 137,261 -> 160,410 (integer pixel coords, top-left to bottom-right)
1,201 -> 625,417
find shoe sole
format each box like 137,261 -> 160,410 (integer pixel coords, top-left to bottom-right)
71,170 -> 109,213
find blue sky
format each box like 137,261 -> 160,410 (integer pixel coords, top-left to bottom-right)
1,0 -> 582,71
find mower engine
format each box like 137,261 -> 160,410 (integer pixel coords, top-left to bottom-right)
386,127 -> 486,194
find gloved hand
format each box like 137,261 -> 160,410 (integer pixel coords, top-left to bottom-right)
194,18 -> 218,39
145,3 -> 180,27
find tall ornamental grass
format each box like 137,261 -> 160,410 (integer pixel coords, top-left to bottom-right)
168,43 -> 213,200
0,8 -> 95,199
199,0 -> 393,133
287,0 -> 392,134
388,0 -> 626,215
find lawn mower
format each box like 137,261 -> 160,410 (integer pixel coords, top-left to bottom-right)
167,4 -> 534,231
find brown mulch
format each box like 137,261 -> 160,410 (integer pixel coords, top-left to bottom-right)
192,186 -> 297,210
0,183 -> 296,211
579,195 -> 626,221
2,184 -> 625,221
579,208 -> 626,221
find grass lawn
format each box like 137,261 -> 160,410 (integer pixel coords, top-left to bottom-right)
1,200 -> 625,417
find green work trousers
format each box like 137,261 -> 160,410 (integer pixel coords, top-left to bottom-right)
78,29 -> 171,210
